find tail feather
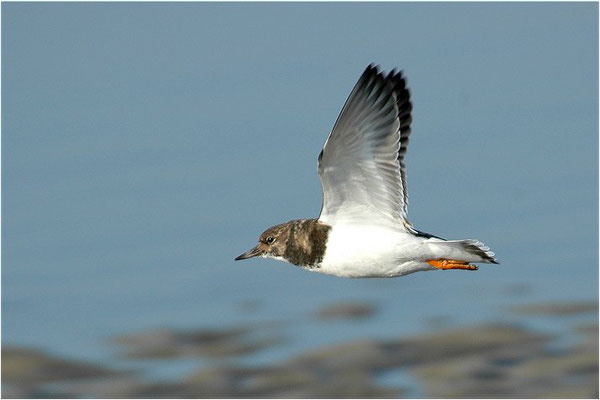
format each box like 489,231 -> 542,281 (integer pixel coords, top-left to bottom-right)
426,238 -> 498,264
459,239 -> 498,264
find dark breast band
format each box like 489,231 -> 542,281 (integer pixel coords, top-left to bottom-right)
283,219 -> 331,268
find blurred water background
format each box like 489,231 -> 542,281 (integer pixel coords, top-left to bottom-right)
2,2 -> 598,398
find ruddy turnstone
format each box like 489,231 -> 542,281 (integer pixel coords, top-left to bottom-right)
236,65 -> 497,278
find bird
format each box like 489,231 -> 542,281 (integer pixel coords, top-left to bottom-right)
235,64 -> 497,278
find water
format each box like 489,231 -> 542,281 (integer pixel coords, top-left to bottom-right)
2,1 -> 598,390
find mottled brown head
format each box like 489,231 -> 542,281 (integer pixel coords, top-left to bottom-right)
235,223 -> 292,261
235,219 -> 331,267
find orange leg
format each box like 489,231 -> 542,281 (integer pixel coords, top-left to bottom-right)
427,259 -> 478,271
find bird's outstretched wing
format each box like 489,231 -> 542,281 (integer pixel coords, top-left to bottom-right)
318,65 -> 414,231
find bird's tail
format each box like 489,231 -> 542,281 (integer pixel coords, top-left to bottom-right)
457,239 -> 498,264
426,238 -> 498,264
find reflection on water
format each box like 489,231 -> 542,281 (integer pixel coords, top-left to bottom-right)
3,300 -> 597,398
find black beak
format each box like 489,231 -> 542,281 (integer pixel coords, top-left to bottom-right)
235,246 -> 262,261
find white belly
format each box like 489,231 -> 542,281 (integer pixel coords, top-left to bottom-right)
317,225 -> 436,278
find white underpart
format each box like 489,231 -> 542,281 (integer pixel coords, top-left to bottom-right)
315,224 -> 491,278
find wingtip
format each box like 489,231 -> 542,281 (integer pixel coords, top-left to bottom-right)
364,64 -> 406,78
364,63 -> 382,77
358,64 -> 380,87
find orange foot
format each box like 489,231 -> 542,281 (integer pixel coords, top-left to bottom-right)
427,259 -> 478,271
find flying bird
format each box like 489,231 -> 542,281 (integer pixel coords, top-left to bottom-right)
236,65 -> 497,277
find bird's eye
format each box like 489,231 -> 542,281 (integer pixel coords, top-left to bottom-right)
265,236 -> 275,244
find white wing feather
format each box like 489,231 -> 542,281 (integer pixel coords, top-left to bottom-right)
318,65 -> 414,231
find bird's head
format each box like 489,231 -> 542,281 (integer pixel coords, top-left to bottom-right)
235,224 -> 290,261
